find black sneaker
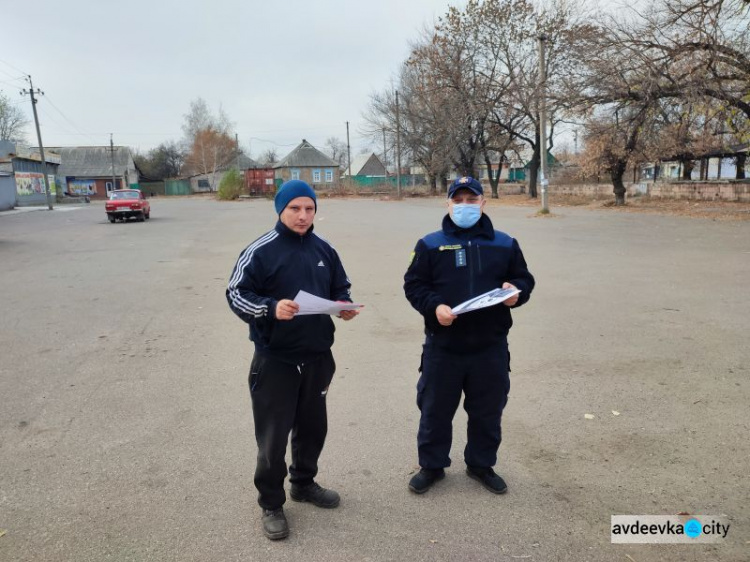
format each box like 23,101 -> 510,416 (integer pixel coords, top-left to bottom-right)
261,508 -> 289,540
408,468 -> 445,494
466,466 -> 508,494
290,482 -> 340,508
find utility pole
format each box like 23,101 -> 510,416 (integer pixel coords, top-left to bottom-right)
110,134 -> 117,192
346,121 -> 352,177
235,133 -> 240,171
382,128 -> 388,180
395,90 -> 402,198
538,35 -> 550,213
21,76 -> 53,210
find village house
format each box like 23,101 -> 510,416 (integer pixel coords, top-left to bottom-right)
274,140 -> 340,188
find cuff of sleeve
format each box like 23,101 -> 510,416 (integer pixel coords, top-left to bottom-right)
268,299 -> 278,319
423,297 -> 443,319
508,281 -> 529,307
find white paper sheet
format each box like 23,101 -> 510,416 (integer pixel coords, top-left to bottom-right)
451,287 -> 521,315
293,290 -> 363,316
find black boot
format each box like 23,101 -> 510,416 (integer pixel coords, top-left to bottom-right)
408,468 -> 445,494
261,508 -> 289,540
290,482 -> 341,508
466,466 -> 507,494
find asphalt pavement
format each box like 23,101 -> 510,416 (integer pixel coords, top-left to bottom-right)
0,197 -> 748,561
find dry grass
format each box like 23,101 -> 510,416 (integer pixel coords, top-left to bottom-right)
489,194 -> 750,221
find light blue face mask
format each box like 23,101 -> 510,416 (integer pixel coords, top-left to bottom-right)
451,203 -> 482,229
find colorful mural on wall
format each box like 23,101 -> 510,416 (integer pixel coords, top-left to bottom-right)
68,179 -> 96,195
15,172 -> 45,196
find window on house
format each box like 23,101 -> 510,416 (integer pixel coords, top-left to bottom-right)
325,169 -> 333,183
313,169 -> 321,183
291,169 -> 300,180
197,179 -> 210,188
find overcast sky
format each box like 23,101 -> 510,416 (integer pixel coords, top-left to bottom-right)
1,0 -> 463,159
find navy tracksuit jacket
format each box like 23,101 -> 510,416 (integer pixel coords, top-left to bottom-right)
404,213 -> 535,469
227,220 -> 352,363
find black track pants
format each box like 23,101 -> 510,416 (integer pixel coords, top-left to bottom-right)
248,350 -> 335,510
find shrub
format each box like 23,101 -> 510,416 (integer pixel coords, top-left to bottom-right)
217,169 -> 243,200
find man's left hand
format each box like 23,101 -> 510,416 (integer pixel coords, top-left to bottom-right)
502,282 -> 519,307
338,309 -> 359,321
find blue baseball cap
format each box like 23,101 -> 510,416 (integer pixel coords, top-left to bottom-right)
448,176 -> 483,198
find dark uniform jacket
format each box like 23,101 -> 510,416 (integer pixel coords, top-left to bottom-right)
404,213 -> 535,353
227,221 -> 352,363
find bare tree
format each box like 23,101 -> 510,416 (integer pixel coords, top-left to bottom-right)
182,98 -> 232,144
0,92 -> 28,142
134,141 -> 185,180
259,148 -> 278,166
363,0 -> 586,198
181,98 -> 236,190
567,0 -> 749,199
325,137 -> 348,168
362,55 -> 455,195
183,129 -> 237,191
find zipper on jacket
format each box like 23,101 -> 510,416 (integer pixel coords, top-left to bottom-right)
476,243 -> 482,273
468,240 -> 474,296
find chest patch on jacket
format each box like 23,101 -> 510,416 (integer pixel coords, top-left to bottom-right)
455,248 -> 467,268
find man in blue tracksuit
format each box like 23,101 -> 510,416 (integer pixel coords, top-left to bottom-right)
403,176 -> 535,495
226,180 -> 358,540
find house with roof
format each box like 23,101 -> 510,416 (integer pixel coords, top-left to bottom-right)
0,141 -> 61,207
48,146 -> 139,200
640,143 -> 748,182
274,139 -> 340,188
343,152 -> 386,178
342,152 -> 387,187
188,153 -> 260,193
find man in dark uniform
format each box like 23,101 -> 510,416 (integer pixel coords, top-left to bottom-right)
227,179 -> 359,540
403,176 -> 535,495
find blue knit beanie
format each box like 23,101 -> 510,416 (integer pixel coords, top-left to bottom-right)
274,180 -> 317,215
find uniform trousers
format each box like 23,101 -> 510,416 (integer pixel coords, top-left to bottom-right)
416,339 -> 510,469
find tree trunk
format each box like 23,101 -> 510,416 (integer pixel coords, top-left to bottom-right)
484,153 -> 499,199
736,153 -> 746,180
610,161 -> 627,205
429,175 -> 438,196
528,146 -> 540,199
682,160 -> 694,180
527,129 -> 540,198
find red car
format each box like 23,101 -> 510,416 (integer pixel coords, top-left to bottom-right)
105,189 -> 151,223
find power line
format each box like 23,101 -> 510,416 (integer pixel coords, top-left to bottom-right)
36,105 -> 73,134
0,58 -> 28,76
0,78 -> 25,89
0,68 -> 26,83
42,94 -> 99,144
36,105 -> 100,145
246,136 -> 298,147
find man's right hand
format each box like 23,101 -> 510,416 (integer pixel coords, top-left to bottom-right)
436,304 -> 457,326
276,299 -> 300,320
